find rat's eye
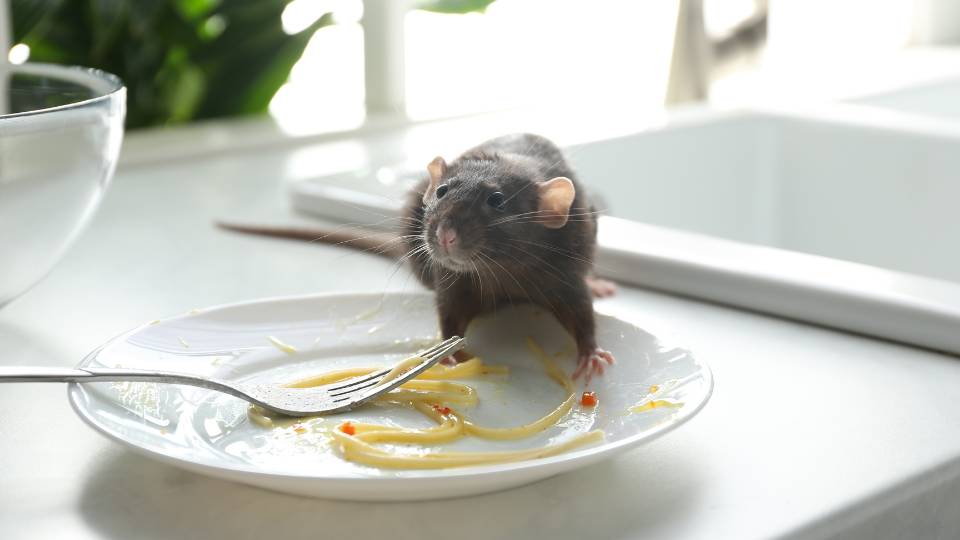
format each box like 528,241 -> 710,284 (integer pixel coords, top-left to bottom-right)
486,191 -> 505,210
435,184 -> 449,199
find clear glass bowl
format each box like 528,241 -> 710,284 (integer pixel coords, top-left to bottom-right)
0,64 -> 125,307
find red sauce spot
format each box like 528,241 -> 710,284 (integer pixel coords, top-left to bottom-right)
339,421 -> 356,435
581,391 -> 598,407
432,404 -> 452,416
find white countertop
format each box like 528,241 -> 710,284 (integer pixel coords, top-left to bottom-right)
3,133 -> 960,540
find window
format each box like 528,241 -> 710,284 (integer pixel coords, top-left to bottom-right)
269,0 -> 679,132
404,0 -> 678,120
269,0 -> 366,134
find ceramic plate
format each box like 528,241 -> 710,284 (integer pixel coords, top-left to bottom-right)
68,292 -> 712,500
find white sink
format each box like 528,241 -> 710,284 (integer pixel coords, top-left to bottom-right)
570,109 -> 960,283
290,106 -> 960,355
852,74 -> 960,122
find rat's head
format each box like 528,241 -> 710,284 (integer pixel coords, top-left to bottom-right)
420,154 -> 576,273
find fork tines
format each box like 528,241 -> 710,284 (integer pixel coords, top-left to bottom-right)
327,336 -> 465,398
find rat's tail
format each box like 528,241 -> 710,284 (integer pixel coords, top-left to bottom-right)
216,221 -> 403,258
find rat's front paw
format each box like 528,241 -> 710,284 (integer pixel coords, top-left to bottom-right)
440,349 -> 473,365
586,276 -> 617,298
439,356 -> 458,366
572,348 -> 616,384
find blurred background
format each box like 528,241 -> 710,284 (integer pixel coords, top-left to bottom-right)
9,0 -> 959,136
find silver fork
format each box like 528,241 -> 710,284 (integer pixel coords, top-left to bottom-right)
0,336 -> 465,417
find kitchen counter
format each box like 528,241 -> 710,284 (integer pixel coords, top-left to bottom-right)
2,131 -> 960,540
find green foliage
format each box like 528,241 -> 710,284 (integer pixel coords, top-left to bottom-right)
12,0 -> 330,129
416,0 -> 498,14
11,0 -> 496,130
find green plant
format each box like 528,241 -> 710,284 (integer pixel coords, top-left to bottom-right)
12,0 -> 498,130
416,0 -> 497,14
12,0 -> 329,129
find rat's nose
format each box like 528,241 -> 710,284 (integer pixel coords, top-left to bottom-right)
436,224 -> 457,251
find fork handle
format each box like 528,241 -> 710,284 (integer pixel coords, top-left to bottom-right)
0,367 -> 99,382
0,366 -> 205,384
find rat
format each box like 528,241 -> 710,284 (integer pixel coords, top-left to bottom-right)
220,133 -> 616,382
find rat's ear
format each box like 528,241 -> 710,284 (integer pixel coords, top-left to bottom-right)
423,156 -> 447,203
536,177 -> 576,228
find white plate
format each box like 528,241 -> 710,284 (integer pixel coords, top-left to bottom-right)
68,292 -> 712,500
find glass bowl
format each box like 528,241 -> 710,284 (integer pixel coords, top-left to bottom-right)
0,63 -> 125,308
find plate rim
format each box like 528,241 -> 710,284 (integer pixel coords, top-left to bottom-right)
67,290 -> 714,483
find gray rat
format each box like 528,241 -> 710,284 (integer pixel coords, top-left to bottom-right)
221,133 -> 616,381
